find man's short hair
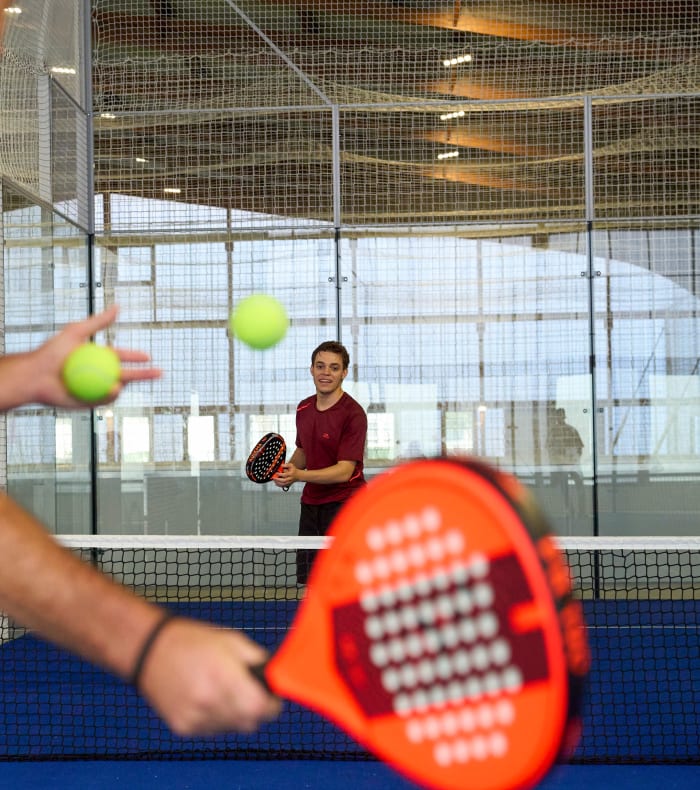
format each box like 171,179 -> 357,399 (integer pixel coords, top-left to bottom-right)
311,341 -> 350,370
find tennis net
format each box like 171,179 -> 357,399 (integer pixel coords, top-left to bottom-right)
0,534 -> 699,763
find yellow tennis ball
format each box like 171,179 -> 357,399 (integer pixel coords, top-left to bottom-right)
62,343 -> 121,403
230,294 -> 288,350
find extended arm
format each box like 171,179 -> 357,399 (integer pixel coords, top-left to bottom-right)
0,492 -> 280,735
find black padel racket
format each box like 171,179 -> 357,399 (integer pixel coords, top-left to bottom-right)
246,432 -> 287,488
255,457 -> 589,790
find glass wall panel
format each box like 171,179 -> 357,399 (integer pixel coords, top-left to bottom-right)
593,223 -> 700,535
1,180 -> 90,533
93,224 -> 337,535
341,228 -> 595,535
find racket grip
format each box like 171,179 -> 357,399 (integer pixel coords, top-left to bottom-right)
249,662 -> 272,694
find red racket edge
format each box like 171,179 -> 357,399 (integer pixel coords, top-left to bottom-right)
443,457 -> 590,757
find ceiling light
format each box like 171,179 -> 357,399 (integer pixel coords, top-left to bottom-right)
50,66 -> 77,75
135,157 -> 148,163
3,6 -> 22,14
440,110 -> 466,121
100,112 -> 117,119
443,54 -> 473,68
163,187 -> 181,194
436,150 -> 459,160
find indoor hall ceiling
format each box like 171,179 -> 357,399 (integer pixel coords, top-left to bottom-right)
90,1 -> 700,226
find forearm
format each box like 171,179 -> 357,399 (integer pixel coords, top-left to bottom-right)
297,460 -> 356,485
0,493 -> 161,680
0,353 -> 43,410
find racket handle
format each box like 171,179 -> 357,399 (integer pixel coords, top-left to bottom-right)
249,662 -> 272,694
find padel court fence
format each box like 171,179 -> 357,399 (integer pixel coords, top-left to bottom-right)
0,535 -> 698,764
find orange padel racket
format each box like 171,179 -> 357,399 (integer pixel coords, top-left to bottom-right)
255,457 -> 589,790
246,432 -> 287,487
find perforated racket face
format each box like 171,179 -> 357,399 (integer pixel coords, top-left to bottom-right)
266,458 -> 588,790
246,433 -> 286,484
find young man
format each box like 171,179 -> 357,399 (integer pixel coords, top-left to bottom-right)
0,306 -> 281,736
273,341 -> 367,583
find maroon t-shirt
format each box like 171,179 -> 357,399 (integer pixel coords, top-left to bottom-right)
295,391 -> 367,505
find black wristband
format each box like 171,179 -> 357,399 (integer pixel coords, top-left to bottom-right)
129,611 -> 176,689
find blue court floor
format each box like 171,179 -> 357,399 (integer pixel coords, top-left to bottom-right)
0,761 -> 699,790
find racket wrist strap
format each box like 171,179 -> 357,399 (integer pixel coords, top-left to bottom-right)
129,610 -> 176,689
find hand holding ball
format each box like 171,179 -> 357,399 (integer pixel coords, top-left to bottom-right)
62,343 -> 121,403
230,294 -> 288,350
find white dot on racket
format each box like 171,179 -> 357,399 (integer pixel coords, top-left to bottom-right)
412,688 -> 430,711
444,529 -> 465,554
442,711 -> 459,736
451,563 -> 469,586
434,742 -> 452,767
436,594 -> 455,620
365,616 -> 383,640
405,633 -> 423,658
440,622 -> 460,648
360,592 -> 379,612
453,649 -> 471,675
460,708 -> 476,731
424,629 -> 441,653
424,715 -> 440,739
366,527 -> 385,551
477,612 -> 499,639
484,672 -> 502,696
446,680 -> 463,702
502,667 -> 523,693
421,506 -> 442,532
381,668 -> 401,693
489,732 -> 508,758
495,700 -> 515,725
406,719 -> 423,743
400,664 -> 419,689
472,582 -> 494,609
414,573 -> 431,596
408,544 -> 427,567
390,549 -> 409,574
379,586 -> 397,607
394,693 -> 411,715
418,659 -> 436,683
490,638 -> 511,666
373,555 -> 391,579
418,600 -> 437,624
477,703 -> 494,729
435,654 -> 452,679
354,561 -> 373,585
369,642 -> 389,667
454,588 -> 473,613
428,684 -> 447,707
400,605 -> 419,630
471,645 -> 490,671
383,610 -> 402,634
453,739 -> 470,763
469,552 -> 490,578
459,619 -> 478,643
388,637 -> 406,662
402,514 -> 422,539
426,537 -> 446,562
385,520 -> 403,545
464,676 -> 483,699
433,570 -> 451,590
472,735 -> 488,761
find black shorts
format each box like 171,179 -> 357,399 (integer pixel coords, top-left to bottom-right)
296,501 -> 344,585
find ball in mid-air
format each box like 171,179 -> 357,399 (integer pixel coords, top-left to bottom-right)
230,294 -> 288,350
62,343 -> 121,403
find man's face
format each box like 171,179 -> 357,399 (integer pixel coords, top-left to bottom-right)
311,351 -> 347,395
